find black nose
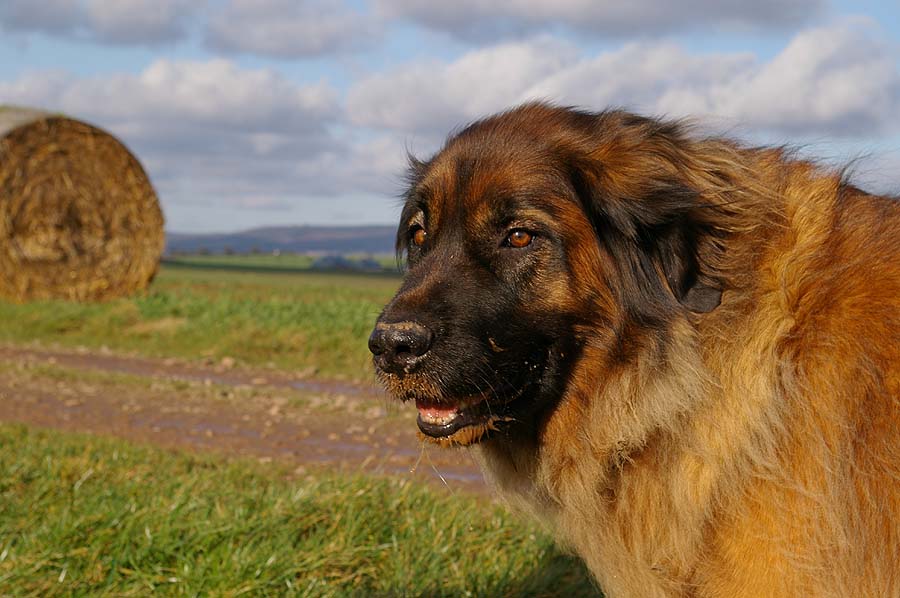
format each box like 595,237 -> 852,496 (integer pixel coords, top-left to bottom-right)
368,321 -> 434,375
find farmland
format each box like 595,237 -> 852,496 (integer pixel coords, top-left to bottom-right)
0,262 -> 401,379
0,260 -> 599,597
0,424 -> 595,596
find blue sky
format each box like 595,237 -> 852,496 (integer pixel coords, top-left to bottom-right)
1,0 -> 898,233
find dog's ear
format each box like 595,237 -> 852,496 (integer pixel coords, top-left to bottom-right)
570,162 -> 723,316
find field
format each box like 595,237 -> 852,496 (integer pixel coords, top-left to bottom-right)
0,259 -> 600,597
0,263 -> 401,379
164,254 -> 397,271
0,425 -> 594,597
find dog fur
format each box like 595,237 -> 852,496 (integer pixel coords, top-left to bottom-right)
372,103 -> 900,597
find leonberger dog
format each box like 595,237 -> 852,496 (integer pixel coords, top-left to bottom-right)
368,103 -> 899,597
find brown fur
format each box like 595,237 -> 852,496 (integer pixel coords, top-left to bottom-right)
378,103 -> 900,597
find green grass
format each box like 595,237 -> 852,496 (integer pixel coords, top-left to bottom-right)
164,254 -> 317,271
0,424 -> 597,597
0,264 -> 402,380
164,254 -> 398,272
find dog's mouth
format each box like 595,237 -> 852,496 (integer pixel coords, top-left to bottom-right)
377,348 -> 552,447
412,369 -> 545,446
415,394 -> 515,446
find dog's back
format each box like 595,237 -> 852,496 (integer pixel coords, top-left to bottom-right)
689,167 -> 900,597
372,103 -> 900,597
474,120 -> 900,598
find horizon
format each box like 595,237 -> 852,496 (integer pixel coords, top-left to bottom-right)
165,222 -> 398,236
2,1 -> 899,234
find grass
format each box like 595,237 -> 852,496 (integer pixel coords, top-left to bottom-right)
164,254 -> 397,272
0,424 -> 597,597
0,263 -> 402,380
166,254 -> 317,270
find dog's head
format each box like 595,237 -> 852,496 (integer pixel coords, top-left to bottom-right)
370,103 -> 728,446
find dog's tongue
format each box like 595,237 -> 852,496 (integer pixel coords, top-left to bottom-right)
415,398 -> 459,424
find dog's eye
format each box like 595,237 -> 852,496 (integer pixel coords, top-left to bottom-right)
410,225 -> 427,247
505,229 -> 533,248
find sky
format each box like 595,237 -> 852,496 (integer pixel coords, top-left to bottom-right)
1,0 -> 898,233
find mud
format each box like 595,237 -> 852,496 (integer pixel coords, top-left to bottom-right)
0,345 -> 371,397
0,345 -> 486,492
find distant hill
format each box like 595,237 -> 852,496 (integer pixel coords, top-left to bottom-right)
165,225 -> 397,255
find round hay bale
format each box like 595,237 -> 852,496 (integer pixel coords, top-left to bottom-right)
0,107 -> 164,301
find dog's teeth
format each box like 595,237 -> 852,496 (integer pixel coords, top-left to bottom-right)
416,399 -> 461,425
420,410 -> 459,425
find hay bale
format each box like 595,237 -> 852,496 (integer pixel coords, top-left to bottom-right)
0,106 -> 164,301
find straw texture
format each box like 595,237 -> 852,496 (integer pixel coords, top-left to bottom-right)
0,107 -> 164,301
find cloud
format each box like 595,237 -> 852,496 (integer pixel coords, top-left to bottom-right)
0,0 -> 82,35
520,42 -> 753,117
719,20 -> 900,137
206,0 -> 378,59
347,20 -> 900,143
375,0 -> 825,40
0,0 -> 199,45
2,15 -> 895,230
0,59 -> 360,223
1,59 -> 339,144
83,0 -> 198,44
347,37 -> 578,139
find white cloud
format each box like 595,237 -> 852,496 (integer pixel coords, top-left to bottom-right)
347,37 -> 578,139
375,0 -> 825,40
0,59 -> 340,155
206,0 -> 377,58
0,0 -> 198,45
84,0 -> 198,44
347,20 -> 900,142
0,60 -> 359,226
521,42 -> 754,116
2,14 -> 895,231
0,0 -> 82,34
719,20 -> 900,137
90,59 -> 338,134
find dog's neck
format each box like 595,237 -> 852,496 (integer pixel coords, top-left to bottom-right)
475,302 -> 784,595
473,151 -> 844,594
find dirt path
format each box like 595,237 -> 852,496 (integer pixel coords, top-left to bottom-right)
0,345 -> 370,397
0,345 -> 486,492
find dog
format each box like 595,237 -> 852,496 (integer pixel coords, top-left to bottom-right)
368,102 -> 899,597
